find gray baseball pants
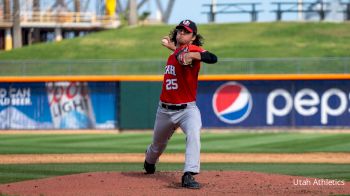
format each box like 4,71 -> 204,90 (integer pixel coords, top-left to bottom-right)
145,101 -> 202,173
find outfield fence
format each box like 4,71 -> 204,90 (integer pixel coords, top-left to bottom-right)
1,57 -> 350,130
0,57 -> 350,76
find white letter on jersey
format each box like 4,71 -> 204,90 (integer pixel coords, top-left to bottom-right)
165,65 -> 176,76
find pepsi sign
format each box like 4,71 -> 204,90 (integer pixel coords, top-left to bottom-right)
212,82 -> 252,124
197,80 -> 350,128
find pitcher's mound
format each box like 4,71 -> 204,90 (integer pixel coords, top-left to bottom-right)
0,171 -> 349,196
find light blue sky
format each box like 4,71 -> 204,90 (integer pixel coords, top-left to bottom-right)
29,0 -> 344,24
164,0 -> 300,24
27,0 -> 282,23
127,0 -> 344,24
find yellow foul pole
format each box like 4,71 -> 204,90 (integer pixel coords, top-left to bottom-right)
105,0 -> 116,16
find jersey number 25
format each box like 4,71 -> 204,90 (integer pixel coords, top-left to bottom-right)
166,79 -> 178,90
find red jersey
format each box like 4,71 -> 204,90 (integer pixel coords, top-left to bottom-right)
160,44 -> 206,104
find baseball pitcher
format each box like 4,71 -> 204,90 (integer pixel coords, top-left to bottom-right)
144,20 -> 218,189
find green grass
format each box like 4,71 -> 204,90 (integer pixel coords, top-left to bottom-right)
1,22 -> 350,75
0,132 -> 349,184
2,23 -> 350,59
0,163 -> 349,184
0,132 -> 349,154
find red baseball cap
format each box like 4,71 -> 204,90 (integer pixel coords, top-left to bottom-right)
176,20 -> 197,34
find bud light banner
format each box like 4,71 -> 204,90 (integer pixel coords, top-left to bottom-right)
197,80 -> 350,128
0,82 -> 118,129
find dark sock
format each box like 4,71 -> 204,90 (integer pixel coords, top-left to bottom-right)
184,172 -> 198,176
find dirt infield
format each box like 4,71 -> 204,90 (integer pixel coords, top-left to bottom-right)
0,171 -> 349,196
1,153 -> 349,195
0,153 -> 349,164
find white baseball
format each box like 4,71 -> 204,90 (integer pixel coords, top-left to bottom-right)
161,38 -> 169,45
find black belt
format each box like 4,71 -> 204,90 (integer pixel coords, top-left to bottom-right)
161,103 -> 187,110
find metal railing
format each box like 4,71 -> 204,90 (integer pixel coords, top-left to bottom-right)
0,11 -> 119,28
21,11 -> 117,24
203,57 -> 350,75
0,57 -> 349,76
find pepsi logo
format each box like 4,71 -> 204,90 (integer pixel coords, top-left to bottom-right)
212,82 -> 253,124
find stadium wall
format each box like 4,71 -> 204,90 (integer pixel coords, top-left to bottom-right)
0,74 -> 349,130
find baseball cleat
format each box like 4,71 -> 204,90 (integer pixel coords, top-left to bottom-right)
143,160 -> 155,174
181,172 -> 200,189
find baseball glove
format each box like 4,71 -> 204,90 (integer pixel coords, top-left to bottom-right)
176,47 -> 192,66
